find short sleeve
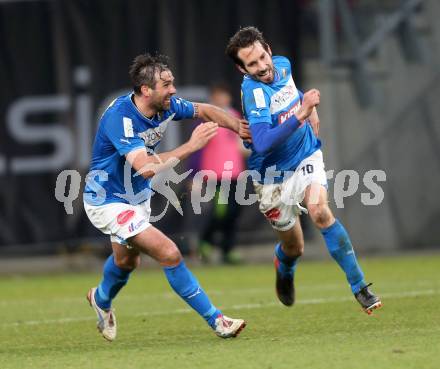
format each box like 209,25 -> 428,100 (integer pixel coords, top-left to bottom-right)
102,113 -> 145,156
170,96 -> 195,120
242,85 -> 271,126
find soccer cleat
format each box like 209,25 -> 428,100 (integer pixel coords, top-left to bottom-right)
354,283 -> 382,315
274,256 -> 295,306
214,315 -> 246,338
87,287 -> 117,341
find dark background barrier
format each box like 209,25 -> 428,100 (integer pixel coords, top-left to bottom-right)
0,0 -> 303,253
1,0 -> 439,255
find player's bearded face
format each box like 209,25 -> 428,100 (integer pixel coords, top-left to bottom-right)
238,42 -> 274,84
151,70 -> 176,111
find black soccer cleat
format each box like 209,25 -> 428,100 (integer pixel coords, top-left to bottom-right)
354,283 -> 382,315
274,256 -> 295,306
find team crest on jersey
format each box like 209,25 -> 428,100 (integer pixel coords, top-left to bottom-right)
138,113 -> 175,147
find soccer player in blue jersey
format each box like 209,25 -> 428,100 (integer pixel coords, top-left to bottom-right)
226,27 -> 382,314
83,53 -> 247,341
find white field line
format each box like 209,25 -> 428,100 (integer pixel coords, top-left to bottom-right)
1,279 -> 437,307
2,288 -> 438,328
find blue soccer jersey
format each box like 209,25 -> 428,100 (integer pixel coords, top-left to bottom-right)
84,93 -> 194,205
241,56 -> 321,182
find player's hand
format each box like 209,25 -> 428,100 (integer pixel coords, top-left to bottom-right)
296,89 -> 320,122
188,121 -> 218,151
238,119 -> 252,142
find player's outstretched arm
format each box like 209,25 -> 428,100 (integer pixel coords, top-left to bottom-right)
126,122 -> 218,179
195,103 -> 239,132
193,102 -> 252,141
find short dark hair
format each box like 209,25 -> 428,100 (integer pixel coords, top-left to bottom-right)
129,53 -> 170,94
225,26 -> 270,67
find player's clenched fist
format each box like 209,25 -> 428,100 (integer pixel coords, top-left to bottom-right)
239,119 -> 252,142
295,89 -> 320,122
188,121 -> 218,151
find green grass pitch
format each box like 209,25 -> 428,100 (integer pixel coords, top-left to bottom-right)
1,253 -> 439,369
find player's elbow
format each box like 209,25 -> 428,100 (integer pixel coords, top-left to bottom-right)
252,141 -> 272,154
131,162 -> 157,179
250,124 -> 274,154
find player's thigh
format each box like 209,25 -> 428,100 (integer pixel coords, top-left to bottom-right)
111,242 -> 141,270
303,184 -> 335,228
128,226 -> 182,266
276,218 -> 304,255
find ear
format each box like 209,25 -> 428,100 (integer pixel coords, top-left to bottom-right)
236,64 -> 247,75
140,85 -> 152,97
267,46 -> 272,57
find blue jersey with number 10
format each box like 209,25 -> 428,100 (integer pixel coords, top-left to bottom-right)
241,56 -> 321,182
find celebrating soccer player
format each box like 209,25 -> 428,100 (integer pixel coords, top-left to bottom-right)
83,53 -> 247,341
225,26 -> 382,314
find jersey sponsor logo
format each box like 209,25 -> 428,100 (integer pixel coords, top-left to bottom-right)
278,100 -> 301,124
137,114 -> 175,147
123,117 -> 134,137
270,75 -> 298,114
117,209 -> 135,225
253,88 -> 266,108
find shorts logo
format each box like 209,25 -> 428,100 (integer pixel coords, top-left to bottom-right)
128,219 -> 147,232
117,210 -> 135,225
265,208 -> 281,220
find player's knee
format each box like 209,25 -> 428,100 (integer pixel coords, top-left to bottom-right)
161,245 -> 182,266
114,254 -> 140,271
283,239 -> 304,257
309,204 -> 333,229
292,243 -> 304,257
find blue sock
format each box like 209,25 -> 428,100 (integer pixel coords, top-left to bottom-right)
163,260 -> 221,328
321,219 -> 366,294
274,243 -> 299,278
94,255 -> 132,310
